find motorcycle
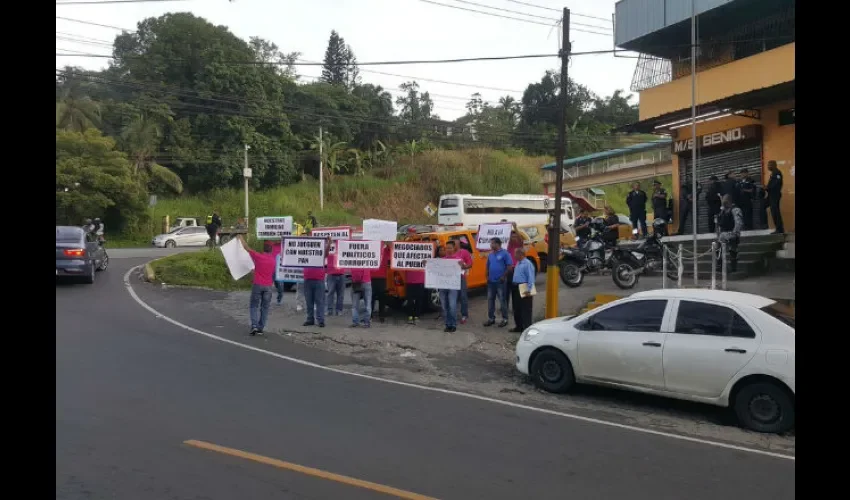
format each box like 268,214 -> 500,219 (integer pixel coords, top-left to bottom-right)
626,218 -> 679,281
558,218 -> 640,290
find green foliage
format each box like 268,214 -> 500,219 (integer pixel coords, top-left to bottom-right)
150,251 -> 253,291
593,176 -> 675,217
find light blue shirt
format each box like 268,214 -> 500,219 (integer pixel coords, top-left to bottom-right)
512,257 -> 535,289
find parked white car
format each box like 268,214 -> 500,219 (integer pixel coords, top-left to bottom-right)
515,289 -> 795,433
152,226 -> 214,248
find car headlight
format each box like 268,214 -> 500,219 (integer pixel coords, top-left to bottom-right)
522,328 -> 541,341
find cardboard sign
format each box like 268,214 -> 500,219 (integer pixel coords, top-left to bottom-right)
220,238 -> 254,280
336,240 -> 382,269
257,216 -> 293,239
310,226 -> 351,240
425,258 -> 462,290
362,219 -> 398,242
276,266 -> 303,283
281,237 -> 326,268
476,223 -> 513,250
391,241 -> 435,270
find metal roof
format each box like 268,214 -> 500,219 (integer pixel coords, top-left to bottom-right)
540,138 -> 671,171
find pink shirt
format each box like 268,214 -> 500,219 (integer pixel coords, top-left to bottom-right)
326,251 -> 345,275
447,248 -> 473,276
303,266 -> 326,281
247,250 -> 276,287
507,240 -> 523,264
406,269 -> 425,285
370,245 -> 391,279
350,268 -> 370,283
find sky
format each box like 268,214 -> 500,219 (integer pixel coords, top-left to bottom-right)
55,0 -> 638,121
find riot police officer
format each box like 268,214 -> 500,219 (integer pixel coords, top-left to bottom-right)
651,179 -> 668,221
765,160 -> 785,234
737,168 -> 756,230
676,178 -> 701,236
716,194 -> 743,273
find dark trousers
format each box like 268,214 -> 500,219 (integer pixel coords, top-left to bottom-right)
371,277 -> 387,319
630,213 -> 647,236
504,268 -> 515,310
207,229 -> 217,247
740,202 -> 754,230
768,196 -> 784,233
406,283 -> 425,318
707,203 -> 721,233
511,284 -> 533,331
677,204 -> 692,235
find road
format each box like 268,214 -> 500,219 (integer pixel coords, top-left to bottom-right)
57,255 -> 795,500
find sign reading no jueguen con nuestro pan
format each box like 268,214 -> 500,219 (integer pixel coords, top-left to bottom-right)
672,125 -> 762,154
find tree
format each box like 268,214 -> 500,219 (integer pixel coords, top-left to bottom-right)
249,36 -> 301,79
56,129 -> 147,231
119,109 -> 184,195
396,81 -> 434,141
321,30 -> 359,89
56,67 -> 101,132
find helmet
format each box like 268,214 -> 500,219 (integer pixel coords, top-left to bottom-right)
589,217 -> 606,232
652,218 -> 666,229
94,218 -> 101,223
84,218 -> 92,224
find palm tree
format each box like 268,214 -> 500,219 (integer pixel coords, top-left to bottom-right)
56,68 -> 102,132
310,134 -> 348,179
121,114 -> 183,194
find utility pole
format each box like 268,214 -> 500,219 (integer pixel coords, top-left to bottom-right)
243,143 -> 251,229
690,0 -> 699,285
545,8 -> 570,319
319,126 -> 324,210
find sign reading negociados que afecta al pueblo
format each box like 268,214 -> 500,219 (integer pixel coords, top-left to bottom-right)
281,237 -> 326,267
391,241 -> 435,270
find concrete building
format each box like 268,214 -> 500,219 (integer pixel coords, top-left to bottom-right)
614,0 -> 795,234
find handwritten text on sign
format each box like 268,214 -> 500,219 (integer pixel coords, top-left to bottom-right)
337,240 -> 381,269
256,216 -> 293,239
281,237 -> 326,268
276,266 -> 303,283
476,223 -> 512,250
391,241 -> 435,270
425,258 -> 462,290
362,219 -> 398,241
310,226 -> 351,240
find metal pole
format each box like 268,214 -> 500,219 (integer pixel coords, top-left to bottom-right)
721,242 -> 728,290
319,126 -> 324,210
243,143 -> 249,227
710,241 -> 717,290
662,246 -> 667,289
545,8 -> 570,319
677,244 -> 683,288
690,0 -> 699,285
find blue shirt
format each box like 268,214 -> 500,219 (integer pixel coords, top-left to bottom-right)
486,248 -> 513,283
512,257 -> 535,288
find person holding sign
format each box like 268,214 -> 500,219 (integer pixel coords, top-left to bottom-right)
237,236 -> 276,336
349,268 -> 372,328
483,237 -> 512,328
302,242 -> 328,328
504,231 -> 524,313
405,264 -> 426,325
445,240 -> 472,324
326,238 -> 346,316
370,243 -> 392,323
510,247 -> 536,332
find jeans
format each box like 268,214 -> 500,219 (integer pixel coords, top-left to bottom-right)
295,282 -> 305,309
487,281 -> 508,321
249,284 -> 274,331
326,274 -> 345,315
303,279 -> 326,324
440,289 -> 459,328
274,281 -> 285,303
351,282 -> 373,325
459,276 -> 468,318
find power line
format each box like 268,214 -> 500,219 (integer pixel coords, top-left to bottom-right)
56,0 -> 188,5
447,0 -> 611,31
56,16 -> 129,30
504,1 -> 611,23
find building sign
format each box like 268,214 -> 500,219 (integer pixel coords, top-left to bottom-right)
779,108 -> 795,126
672,125 -> 761,154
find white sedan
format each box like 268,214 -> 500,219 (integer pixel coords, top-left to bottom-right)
515,289 -> 795,433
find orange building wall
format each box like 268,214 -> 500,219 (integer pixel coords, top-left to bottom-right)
670,100 -> 795,233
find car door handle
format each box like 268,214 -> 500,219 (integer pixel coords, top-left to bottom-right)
725,348 -> 747,354
642,341 -> 661,347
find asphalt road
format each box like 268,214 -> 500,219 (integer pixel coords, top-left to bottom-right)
57,256 -> 795,500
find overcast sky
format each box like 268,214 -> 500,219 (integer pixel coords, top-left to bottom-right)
56,0 -> 638,120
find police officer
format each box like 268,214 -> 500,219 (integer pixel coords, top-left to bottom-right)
722,171 -> 740,206
651,179 -> 668,221
625,182 -> 648,238
602,206 -> 620,247
304,211 -> 318,232
737,168 -> 756,230
676,177 -> 701,236
716,194 -> 744,273
573,208 -> 592,244
205,210 -> 222,247
705,175 -> 723,233
765,160 -> 785,234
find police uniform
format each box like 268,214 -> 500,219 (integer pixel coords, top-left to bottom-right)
574,215 -> 592,240
705,179 -> 722,233
737,176 -> 756,230
652,185 -> 668,220
677,182 -> 701,235
766,169 -> 785,233
717,205 -> 744,273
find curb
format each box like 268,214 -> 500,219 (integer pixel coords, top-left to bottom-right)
144,263 -> 156,282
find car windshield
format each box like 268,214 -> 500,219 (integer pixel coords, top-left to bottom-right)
56,226 -> 84,243
760,302 -> 795,329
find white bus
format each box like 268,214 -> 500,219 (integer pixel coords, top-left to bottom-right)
437,194 -> 575,230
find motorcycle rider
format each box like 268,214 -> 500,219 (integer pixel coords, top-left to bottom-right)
602,206 -> 620,247
716,194 -> 744,273
573,208 -> 592,242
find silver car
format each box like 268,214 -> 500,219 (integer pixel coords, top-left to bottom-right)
152,226 -> 214,248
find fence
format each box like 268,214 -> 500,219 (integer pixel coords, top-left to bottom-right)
661,241 -> 728,290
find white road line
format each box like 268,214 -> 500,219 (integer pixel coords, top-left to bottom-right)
123,266 -> 795,462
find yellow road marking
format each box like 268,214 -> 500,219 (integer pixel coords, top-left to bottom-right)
183,439 -> 438,500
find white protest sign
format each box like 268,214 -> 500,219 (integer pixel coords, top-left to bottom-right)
476,223 -> 513,250
219,238 -> 254,280
336,240 -> 381,269
281,237 -> 326,268
425,258 -> 462,290
391,241 -> 435,270
310,226 -> 351,240
256,216 -> 293,239
276,266 -> 303,283
362,218 -> 398,241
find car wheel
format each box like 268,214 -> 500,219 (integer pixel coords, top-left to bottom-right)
529,348 -> 575,393
219,235 -> 231,245
97,253 -> 109,271
733,381 -> 795,433
83,262 -> 95,284
165,240 -> 176,248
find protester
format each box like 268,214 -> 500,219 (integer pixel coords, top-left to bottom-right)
302,240 -> 328,328
510,247 -> 535,333
405,262 -> 426,325
237,235 -> 276,336
370,242 -> 392,323
325,238 -> 346,316
445,240 -> 472,324
349,267 -> 372,328
435,245 -> 446,320
440,251 -> 461,334
505,231 -> 524,313
483,237 -> 512,328
274,253 -> 286,305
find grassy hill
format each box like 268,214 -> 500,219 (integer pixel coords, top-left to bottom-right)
592,177 -> 674,217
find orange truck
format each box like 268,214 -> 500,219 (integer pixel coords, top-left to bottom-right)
385,225 -> 541,310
